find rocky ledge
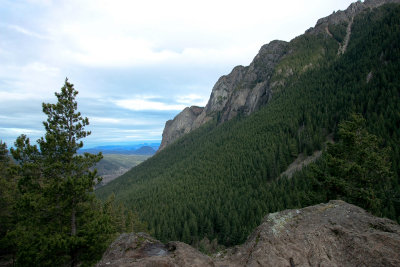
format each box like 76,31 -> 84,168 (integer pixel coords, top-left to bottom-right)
97,200 -> 400,266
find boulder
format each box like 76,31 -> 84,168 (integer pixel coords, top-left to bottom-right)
97,201 -> 400,266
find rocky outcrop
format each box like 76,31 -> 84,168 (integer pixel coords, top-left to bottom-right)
97,200 -> 400,267
159,40 -> 288,151
308,0 -> 400,35
217,200 -> 400,266
193,40 -> 288,126
159,106 -> 203,150
159,0 -> 400,151
96,232 -> 214,267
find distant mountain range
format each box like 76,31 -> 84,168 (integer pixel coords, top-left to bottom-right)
79,143 -> 159,155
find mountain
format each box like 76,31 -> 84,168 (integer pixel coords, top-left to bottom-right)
96,0 -> 400,248
133,146 -> 157,155
80,143 -> 159,155
159,0 -> 400,151
96,201 -> 400,267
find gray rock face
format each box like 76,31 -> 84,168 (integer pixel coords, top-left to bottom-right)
159,106 -> 203,150
196,40 -> 288,125
159,0 -> 400,151
159,40 -> 288,151
97,201 -> 400,267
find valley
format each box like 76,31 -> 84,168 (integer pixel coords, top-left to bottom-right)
96,0 -> 400,249
95,154 -> 152,186
2,1 -> 400,266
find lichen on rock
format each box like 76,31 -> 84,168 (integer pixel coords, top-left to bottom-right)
98,200 -> 400,267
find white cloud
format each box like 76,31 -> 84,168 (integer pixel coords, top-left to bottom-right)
125,129 -> 163,139
26,0 -> 53,5
90,117 -> 156,126
114,98 -> 186,111
90,117 -> 122,124
22,62 -> 59,74
39,0 -> 356,68
0,91 -> 41,102
54,30 -> 256,67
7,24 -> 50,40
62,35 -> 177,67
176,94 -> 208,106
0,127 -> 43,135
0,62 -> 61,97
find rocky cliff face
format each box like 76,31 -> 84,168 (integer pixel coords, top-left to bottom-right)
97,200 -> 400,267
193,40 -> 288,126
159,40 -> 287,151
159,106 -> 203,150
158,0 -> 400,151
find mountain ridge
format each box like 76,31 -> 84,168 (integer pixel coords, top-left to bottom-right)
96,0 -> 400,248
159,0 -> 400,151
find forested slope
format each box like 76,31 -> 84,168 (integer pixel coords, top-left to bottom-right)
96,4 -> 400,247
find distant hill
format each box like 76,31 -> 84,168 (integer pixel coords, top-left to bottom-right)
82,144 -> 158,186
80,143 -> 159,155
95,154 -> 151,187
133,146 -> 157,155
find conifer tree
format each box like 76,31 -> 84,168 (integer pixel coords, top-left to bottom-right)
0,141 -> 18,257
10,79 -> 112,266
311,114 -> 393,215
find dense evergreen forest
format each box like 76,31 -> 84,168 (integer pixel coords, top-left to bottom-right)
96,4 -> 400,248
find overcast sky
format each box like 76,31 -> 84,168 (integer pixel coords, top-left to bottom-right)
0,0 -> 357,148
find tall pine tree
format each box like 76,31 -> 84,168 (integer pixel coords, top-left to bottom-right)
10,79 -> 113,266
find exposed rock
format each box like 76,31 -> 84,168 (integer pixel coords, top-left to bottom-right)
217,200 -> 400,267
308,0 -> 400,36
159,106 -> 203,150
159,0 -> 400,151
98,201 -> 400,267
96,232 -> 214,267
159,40 -> 288,151
196,40 -> 288,124
337,16 -> 354,55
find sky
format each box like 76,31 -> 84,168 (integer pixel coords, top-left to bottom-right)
0,0 -> 357,148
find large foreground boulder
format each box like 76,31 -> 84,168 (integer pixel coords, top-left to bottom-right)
96,232 -> 213,267
97,200 -> 400,266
